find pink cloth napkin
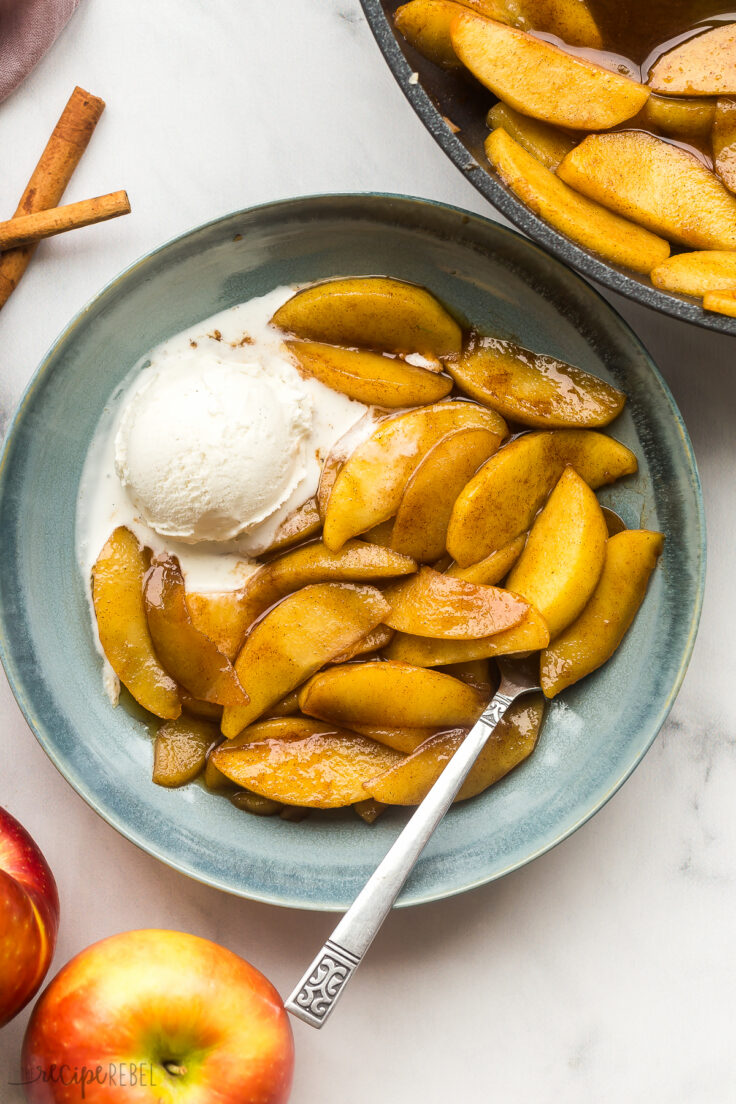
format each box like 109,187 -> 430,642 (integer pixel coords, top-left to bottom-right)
0,0 -> 80,102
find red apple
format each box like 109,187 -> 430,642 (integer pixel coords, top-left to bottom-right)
0,807 -> 59,1028
22,928 -> 294,1103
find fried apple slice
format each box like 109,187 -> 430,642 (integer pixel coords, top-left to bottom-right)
260,496 -> 322,556
648,24 -> 736,96
362,519 -> 396,548
153,717 -> 218,788
713,98 -> 736,194
395,0 -> 512,69
639,94 -> 716,143
221,583 -> 390,737
515,0 -> 601,48
447,428 -> 637,565
383,605 -> 549,666
703,291 -> 736,317
391,427 -> 500,561
448,337 -> 625,428
353,798 -> 386,824
440,658 -> 494,696
323,401 -> 507,550
271,277 -> 463,357
395,0 -> 599,70
212,717 -> 404,808
298,661 -> 487,730
506,466 -> 607,639
264,689 -> 301,717
650,251 -> 736,298
451,14 -> 648,130
486,130 -> 671,274
286,341 -> 452,407
203,752 -> 233,792
316,409 -> 383,520
92,527 -> 181,719
185,589 -> 252,662
446,535 -> 526,585
366,696 -> 544,804
329,625 -> 395,663
383,567 -> 528,639
237,539 -> 415,629
346,725 -> 438,754
541,530 -> 664,698
487,102 -> 577,171
144,556 -> 248,707
180,694 -> 223,722
558,132 -> 736,251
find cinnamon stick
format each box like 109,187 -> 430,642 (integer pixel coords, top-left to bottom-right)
0,86 -> 105,310
0,191 -> 130,250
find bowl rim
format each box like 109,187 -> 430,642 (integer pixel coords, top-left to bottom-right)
0,192 -> 706,910
358,0 -> 736,338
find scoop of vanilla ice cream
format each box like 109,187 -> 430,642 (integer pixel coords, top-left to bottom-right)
114,355 -> 312,542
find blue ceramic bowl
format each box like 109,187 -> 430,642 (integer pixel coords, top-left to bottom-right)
0,194 -> 705,911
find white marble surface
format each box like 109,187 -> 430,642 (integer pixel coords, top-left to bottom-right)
1,2 -> 735,1100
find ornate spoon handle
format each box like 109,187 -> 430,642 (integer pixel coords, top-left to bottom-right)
285,682 -> 531,1028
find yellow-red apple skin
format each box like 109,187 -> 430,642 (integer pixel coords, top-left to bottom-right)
22,929 -> 294,1104
0,808 -> 59,1028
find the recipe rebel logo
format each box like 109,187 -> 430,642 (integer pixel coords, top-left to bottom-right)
12,1062 -> 164,1097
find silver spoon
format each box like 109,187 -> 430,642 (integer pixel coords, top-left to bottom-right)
286,654 -> 543,1027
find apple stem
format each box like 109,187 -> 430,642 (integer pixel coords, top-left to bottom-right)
163,1062 -> 188,1078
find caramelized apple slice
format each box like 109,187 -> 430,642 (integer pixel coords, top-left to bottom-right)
485,129 -> 671,275
383,605 -> 549,666
286,341 -> 452,407
271,277 -> 463,357
639,95 -> 716,144
451,14 -> 648,130
366,696 -> 544,804
299,661 -> 487,730
395,0 -> 599,70
395,0 -> 512,69
650,251 -> 736,298
391,427 -> 500,561
180,693 -> 223,722
558,132 -> 736,251
713,98 -> 736,194
384,567 -> 529,639
447,429 -> 637,565
446,535 -> 526,585
648,24 -> 736,96
362,519 -> 396,548
703,291 -> 736,316
516,0 -> 601,49
323,401 -> 507,550
487,102 -> 577,171
238,539 -> 415,629
185,589 -> 252,662
316,409 -> 384,520
212,717 -> 404,808
541,529 -> 663,698
447,338 -> 625,428
345,725 -> 437,754
329,625 -> 395,663
221,583 -> 390,737
91,527 -> 180,719
263,688 -> 301,717
153,717 -> 218,788
506,467 -> 607,639
260,496 -> 322,556
439,657 -> 495,696
144,556 -> 247,707
353,798 -> 386,824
